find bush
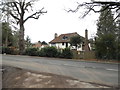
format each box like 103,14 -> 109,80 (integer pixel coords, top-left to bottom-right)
38,48 -> 46,57
61,48 -> 73,59
25,48 -> 39,56
38,46 -> 58,57
24,47 -> 73,59
2,46 -> 14,54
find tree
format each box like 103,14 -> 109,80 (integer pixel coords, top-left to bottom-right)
116,19 -> 120,42
1,0 -> 47,54
12,30 -> 19,48
95,7 -> 117,60
2,22 -> 13,47
116,19 -> 120,60
70,35 -> 83,49
67,1 -> 120,20
25,35 -> 31,49
95,34 -> 116,59
96,6 -> 116,37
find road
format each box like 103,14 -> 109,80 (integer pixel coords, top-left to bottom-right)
2,54 -> 119,87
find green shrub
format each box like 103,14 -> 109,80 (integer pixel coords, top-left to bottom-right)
56,51 -> 63,58
2,46 -> 14,54
61,48 -> 73,59
25,48 -> 39,56
38,48 -> 46,57
38,46 -> 58,57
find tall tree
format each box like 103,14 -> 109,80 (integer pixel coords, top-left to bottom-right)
1,0 -> 47,54
116,19 -> 120,60
116,19 -> 120,42
95,34 -> 116,59
2,22 -> 13,47
12,30 -> 19,48
95,7 -> 116,60
96,6 -> 116,37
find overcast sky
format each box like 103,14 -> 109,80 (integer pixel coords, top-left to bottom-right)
24,0 -> 101,43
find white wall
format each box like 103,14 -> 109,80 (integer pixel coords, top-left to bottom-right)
50,42 -> 71,49
50,43 -> 84,51
70,44 -> 83,51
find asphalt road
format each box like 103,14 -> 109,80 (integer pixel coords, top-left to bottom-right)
1,54 -> 119,87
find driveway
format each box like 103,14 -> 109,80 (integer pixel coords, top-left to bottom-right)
2,54 -> 119,87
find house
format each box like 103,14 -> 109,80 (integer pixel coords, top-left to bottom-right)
32,41 -> 48,49
32,41 -> 42,48
49,30 -> 90,51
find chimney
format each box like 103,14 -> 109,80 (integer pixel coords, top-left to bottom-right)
84,29 -> 90,51
54,33 -> 58,38
85,29 -> 88,40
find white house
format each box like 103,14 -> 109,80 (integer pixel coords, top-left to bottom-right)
49,31 -> 90,51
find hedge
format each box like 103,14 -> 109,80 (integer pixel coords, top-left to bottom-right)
24,47 -> 39,56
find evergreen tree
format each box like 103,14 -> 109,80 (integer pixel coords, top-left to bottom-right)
116,19 -> 120,60
25,36 -> 32,49
12,30 -> 19,48
2,22 -> 13,47
95,34 -> 116,59
95,6 -> 117,60
97,6 -> 116,37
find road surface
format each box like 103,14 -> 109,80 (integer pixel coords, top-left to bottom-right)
1,54 -> 119,87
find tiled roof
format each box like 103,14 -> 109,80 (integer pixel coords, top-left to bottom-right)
49,32 -> 84,43
32,43 -> 42,48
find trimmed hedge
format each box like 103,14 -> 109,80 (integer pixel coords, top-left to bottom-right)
24,47 -> 39,56
23,47 -> 73,59
1,46 -> 73,59
38,46 -> 58,57
61,48 -> 73,59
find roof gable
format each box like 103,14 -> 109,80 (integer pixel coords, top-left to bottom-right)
49,32 -> 83,43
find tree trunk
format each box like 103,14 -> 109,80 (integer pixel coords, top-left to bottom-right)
19,22 -> 25,55
5,30 -> 8,47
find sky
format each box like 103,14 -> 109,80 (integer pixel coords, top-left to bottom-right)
24,0 -> 101,43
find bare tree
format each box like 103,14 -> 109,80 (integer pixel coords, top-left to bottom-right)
67,1 -> 120,20
1,0 -> 47,54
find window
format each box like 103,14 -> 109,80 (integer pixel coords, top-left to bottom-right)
62,36 -> 68,40
62,42 -> 64,45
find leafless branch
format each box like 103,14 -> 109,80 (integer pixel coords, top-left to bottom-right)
24,7 -> 47,23
9,11 -> 19,21
24,1 -> 32,11
67,1 -> 120,18
13,2 -> 21,15
114,14 -> 120,21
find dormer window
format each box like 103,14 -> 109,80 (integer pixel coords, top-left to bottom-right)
62,36 -> 68,40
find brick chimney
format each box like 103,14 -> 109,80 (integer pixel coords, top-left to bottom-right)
54,33 -> 58,38
84,29 -> 90,51
85,29 -> 88,41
